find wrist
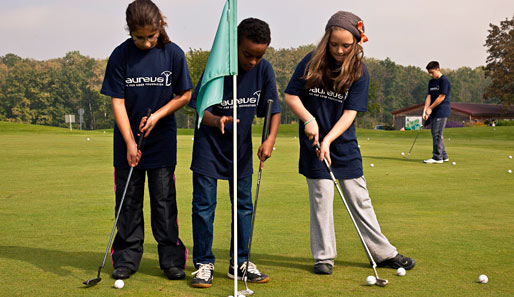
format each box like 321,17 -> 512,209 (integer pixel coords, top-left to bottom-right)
304,117 -> 316,126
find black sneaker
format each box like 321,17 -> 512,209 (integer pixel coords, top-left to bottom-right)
191,263 -> 214,288
112,267 -> 133,279
228,262 -> 270,283
313,263 -> 333,275
163,266 -> 185,280
377,254 -> 416,270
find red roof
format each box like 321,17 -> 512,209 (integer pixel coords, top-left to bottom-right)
391,103 -> 513,116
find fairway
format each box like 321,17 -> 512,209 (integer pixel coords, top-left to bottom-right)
0,122 -> 513,296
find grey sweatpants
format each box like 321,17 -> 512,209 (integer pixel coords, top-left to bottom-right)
307,177 -> 397,266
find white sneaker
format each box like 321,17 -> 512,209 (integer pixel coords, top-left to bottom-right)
443,158 -> 449,162
424,158 -> 443,164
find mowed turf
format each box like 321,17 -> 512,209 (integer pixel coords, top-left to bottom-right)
0,121 -> 513,296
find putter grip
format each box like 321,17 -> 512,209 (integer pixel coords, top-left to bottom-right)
137,109 -> 152,150
261,99 -> 273,143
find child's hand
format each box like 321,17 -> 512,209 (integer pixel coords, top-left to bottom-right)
217,116 -> 239,134
257,139 -> 274,162
139,113 -> 156,137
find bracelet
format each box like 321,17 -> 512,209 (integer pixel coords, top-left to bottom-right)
304,117 -> 316,125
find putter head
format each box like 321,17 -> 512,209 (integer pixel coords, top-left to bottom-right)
83,277 -> 101,287
401,153 -> 410,159
237,288 -> 254,296
375,277 -> 388,287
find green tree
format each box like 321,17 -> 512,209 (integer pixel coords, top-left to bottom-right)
484,14 -> 514,106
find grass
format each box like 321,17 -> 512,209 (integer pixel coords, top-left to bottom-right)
0,121 -> 513,296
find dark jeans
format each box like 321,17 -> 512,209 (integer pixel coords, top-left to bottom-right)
192,172 -> 253,267
112,166 -> 187,272
431,117 -> 448,160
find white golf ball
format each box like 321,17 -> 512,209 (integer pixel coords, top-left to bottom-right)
401,152 -> 405,156
478,274 -> 488,284
397,267 -> 406,276
370,163 -> 374,167
366,275 -> 376,285
87,137 -> 90,141
114,279 -> 124,289
452,161 -> 456,165
273,147 -> 276,151
192,137 -> 194,140
509,155 -> 512,159
508,170 -> 512,174
103,131 -> 106,133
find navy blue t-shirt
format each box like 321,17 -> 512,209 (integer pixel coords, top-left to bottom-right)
285,53 -> 368,179
427,75 -> 451,118
189,59 -> 281,180
101,39 -> 193,169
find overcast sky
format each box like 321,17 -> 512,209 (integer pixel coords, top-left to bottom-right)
1,0 -> 513,69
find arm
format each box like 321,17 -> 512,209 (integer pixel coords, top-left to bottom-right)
140,90 -> 192,136
423,94 -> 446,120
422,94 -> 431,120
257,112 -> 281,162
284,93 -> 319,145
319,109 -> 358,165
112,98 -> 141,167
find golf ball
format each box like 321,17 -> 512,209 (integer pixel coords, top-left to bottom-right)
273,147 -> 276,151
401,152 -> 405,156
366,275 -> 376,285
192,137 -> 194,140
87,137 -> 90,141
478,274 -> 488,284
509,155 -> 512,159
114,279 -> 124,289
370,163 -> 374,167
452,161 -> 456,165
397,267 -> 406,276
508,170 -> 512,174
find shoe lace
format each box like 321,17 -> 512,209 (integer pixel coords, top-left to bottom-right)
241,261 -> 261,275
192,263 -> 213,280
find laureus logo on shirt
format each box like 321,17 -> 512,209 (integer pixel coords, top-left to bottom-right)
430,86 -> 440,91
309,88 -> 347,103
219,90 -> 261,109
125,71 -> 173,87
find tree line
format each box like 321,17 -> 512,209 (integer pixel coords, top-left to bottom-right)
0,42 -> 502,130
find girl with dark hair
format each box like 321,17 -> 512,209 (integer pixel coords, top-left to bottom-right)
100,0 -> 191,281
285,11 -> 415,275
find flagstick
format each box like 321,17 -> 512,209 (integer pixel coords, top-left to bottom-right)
232,74 -> 238,297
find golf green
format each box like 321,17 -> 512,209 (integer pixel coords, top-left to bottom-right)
0,122 -> 513,296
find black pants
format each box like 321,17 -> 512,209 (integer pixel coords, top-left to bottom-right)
112,166 -> 187,271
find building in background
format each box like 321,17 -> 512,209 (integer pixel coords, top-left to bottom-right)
391,103 -> 514,129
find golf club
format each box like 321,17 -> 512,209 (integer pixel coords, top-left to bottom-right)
238,99 -> 273,296
402,118 -> 429,159
315,143 -> 388,287
83,108 -> 151,287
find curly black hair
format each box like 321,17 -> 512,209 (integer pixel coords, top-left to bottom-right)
238,18 -> 271,45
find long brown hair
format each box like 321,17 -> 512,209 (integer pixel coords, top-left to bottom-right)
126,0 -> 170,47
304,27 -> 363,93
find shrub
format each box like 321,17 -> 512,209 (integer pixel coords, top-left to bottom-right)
496,120 -> 514,126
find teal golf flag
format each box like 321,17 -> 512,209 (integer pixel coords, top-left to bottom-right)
196,0 -> 238,128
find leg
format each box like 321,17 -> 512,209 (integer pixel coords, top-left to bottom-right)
228,175 -> 253,266
147,167 -> 187,274
306,178 -> 337,267
431,117 -> 447,160
338,177 -> 397,263
111,167 -> 146,273
192,172 -> 217,266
